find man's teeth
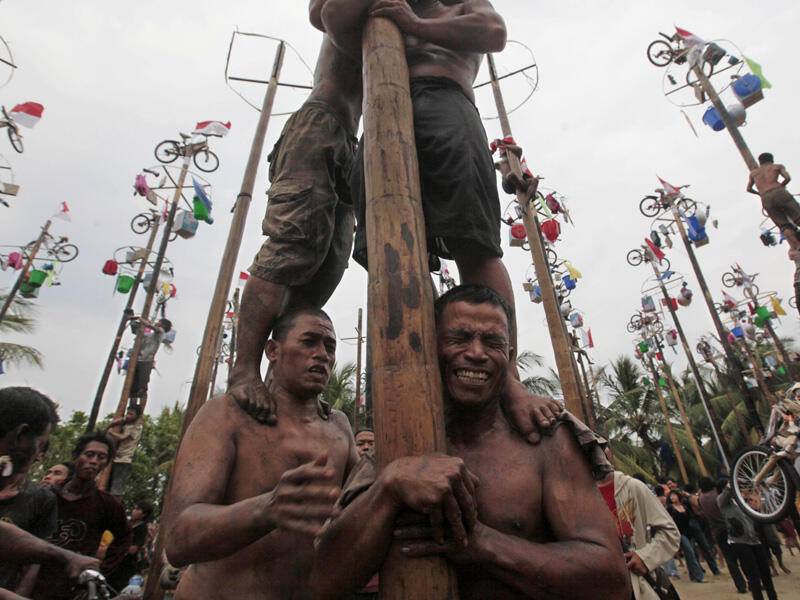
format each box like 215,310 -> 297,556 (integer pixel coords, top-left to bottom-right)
456,369 -> 488,382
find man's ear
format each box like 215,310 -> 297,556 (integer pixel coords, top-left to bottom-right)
13,423 -> 31,444
265,339 -> 280,362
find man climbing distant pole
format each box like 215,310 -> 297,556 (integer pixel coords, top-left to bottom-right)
747,152 -> 799,254
226,3 -> 363,424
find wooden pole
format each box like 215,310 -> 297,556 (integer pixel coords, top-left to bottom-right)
657,355 -> 708,477
669,201 -> 763,434
647,357 -> 689,483
692,66 -> 758,170
362,17 -> 456,599
738,337 -> 775,406
353,307 -> 363,430
142,42 -> 285,600
707,357 -> 750,440
762,314 -> 797,379
486,53 -> 584,419
229,287 -> 240,368
650,260 -> 730,469
88,219 -> 161,431
575,350 -> 597,428
0,219 -> 50,325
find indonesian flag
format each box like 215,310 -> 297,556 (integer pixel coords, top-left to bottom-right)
580,328 -> 594,349
675,26 -> 705,48
489,136 -> 533,178
722,290 -> 737,308
644,237 -> 665,261
52,201 -> 70,221
657,176 -> 681,200
9,102 -> 44,128
193,121 -> 231,137
237,271 -> 249,287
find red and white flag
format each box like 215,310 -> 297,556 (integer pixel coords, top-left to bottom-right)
644,237 -> 666,261
580,328 -> 595,349
237,271 -> 249,287
52,201 -> 70,221
657,176 -> 681,199
722,290 -> 737,308
193,120 -> 231,137
9,102 -> 44,128
675,26 -> 705,48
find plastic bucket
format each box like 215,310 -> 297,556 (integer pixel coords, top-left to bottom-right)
117,275 -> 135,293
27,270 -> 47,288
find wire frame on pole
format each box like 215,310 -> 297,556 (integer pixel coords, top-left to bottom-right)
474,40 -> 538,121
0,35 -> 15,89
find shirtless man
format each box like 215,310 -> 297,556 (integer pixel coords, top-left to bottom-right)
311,285 -> 630,599
165,308 -> 358,600
747,152 -> 799,252
321,0 -> 562,440
226,3 -> 363,423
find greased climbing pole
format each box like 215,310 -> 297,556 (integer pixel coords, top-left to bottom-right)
362,16 -> 457,600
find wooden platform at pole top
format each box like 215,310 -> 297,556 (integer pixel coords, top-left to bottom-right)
362,16 -> 457,600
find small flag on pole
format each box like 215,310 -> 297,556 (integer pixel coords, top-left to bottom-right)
193,121 -> 231,137
52,201 -> 70,221
657,176 -> 681,199
237,271 -> 249,287
743,56 -> 772,89
722,290 -> 737,308
9,102 -> 44,128
644,237 -> 666,261
770,295 -> 786,316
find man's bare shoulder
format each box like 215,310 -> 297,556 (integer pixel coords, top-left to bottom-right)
328,409 -> 353,433
189,394 -> 250,434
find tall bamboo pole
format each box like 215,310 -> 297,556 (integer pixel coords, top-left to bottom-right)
362,17 -> 456,599
657,354 -> 709,477
692,66 -> 758,170
575,350 -> 597,428
707,356 -> 750,439
0,219 -> 50,324
486,54 -> 584,418
353,307 -> 363,430
647,356 -> 689,483
762,312 -> 797,379
88,220 -> 161,431
669,201 -> 763,434
650,261 -> 730,469
142,42 -> 286,600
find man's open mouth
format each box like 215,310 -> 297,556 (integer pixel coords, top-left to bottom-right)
309,365 -> 328,376
455,369 -> 489,383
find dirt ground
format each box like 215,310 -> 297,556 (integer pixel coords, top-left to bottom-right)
670,544 -> 800,599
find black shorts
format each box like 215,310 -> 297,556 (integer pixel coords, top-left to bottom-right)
351,76 -> 502,269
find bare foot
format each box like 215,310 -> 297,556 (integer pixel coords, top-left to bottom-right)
228,367 -> 277,425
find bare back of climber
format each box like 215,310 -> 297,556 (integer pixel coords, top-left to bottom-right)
321,0 -> 562,432
747,152 -> 799,252
226,4 -> 362,422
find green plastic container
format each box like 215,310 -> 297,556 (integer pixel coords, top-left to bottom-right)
755,306 -> 771,320
19,281 -> 39,298
638,342 -> 649,353
27,270 -> 47,288
117,275 -> 135,293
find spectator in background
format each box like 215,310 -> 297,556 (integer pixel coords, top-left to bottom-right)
106,405 -> 144,498
353,429 -> 374,458
666,490 -> 714,583
697,476 -> 747,594
39,463 -> 72,490
717,478 -> 779,600
32,432 -> 131,600
0,387 -> 59,596
107,500 -> 154,591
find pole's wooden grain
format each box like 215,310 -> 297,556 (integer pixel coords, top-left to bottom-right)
362,17 -> 457,600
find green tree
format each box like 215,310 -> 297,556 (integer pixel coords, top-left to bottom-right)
0,291 -> 43,369
321,361 -> 359,427
517,350 -> 561,398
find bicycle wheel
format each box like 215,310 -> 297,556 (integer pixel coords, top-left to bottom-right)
193,149 -> 219,173
639,196 -> 661,218
55,243 -> 78,262
721,272 -> 737,288
627,249 -> 644,266
626,322 -> 639,334
650,320 -> 664,334
732,446 -> 796,523
130,213 -> 152,235
685,60 -> 715,87
657,257 -> 671,272
676,197 -> 697,216
743,284 -> 760,301
545,248 -> 558,266
7,127 -> 22,153
789,296 -> 797,309
154,140 -> 180,164
647,40 -> 673,67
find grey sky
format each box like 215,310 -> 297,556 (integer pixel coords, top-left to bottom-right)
1,0 -> 798,421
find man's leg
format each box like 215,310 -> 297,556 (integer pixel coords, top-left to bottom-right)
753,544 -> 778,600
734,543 -> 763,600
715,529 -> 747,592
227,276 -> 287,424
681,534 -> 705,582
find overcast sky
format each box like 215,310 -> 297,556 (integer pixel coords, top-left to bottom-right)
1,0 -> 799,422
